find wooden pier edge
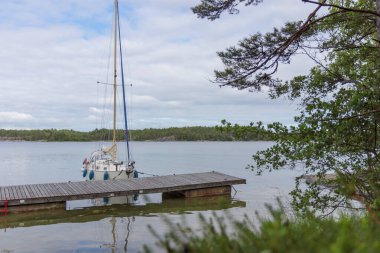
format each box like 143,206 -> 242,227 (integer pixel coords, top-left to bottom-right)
0,171 -> 246,212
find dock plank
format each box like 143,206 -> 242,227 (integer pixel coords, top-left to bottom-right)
15,185 -> 27,199
52,183 -> 70,196
57,183 -> 73,196
43,184 -> 61,197
8,186 -> 16,200
57,183 -> 75,195
6,186 -> 14,200
21,185 -> 31,199
90,181 -> 113,193
66,182 -> 87,195
33,184 -> 47,198
35,184 -> 51,198
26,184 -> 40,198
1,187 -> 6,200
95,181 -> 123,193
4,187 -> 11,200
74,181 -> 99,194
86,181 -> 106,193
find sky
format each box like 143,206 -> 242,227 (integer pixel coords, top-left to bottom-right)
0,0 -> 316,131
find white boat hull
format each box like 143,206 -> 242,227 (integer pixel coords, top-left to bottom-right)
92,169 -> 133,180
82,150 -> 136,181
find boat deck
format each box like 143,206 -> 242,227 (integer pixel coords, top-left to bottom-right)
0,171 -> 245,208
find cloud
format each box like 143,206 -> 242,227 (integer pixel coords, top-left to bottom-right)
0,112 -> 34,123
0,0 -> 316,130
88,107 -> 112,115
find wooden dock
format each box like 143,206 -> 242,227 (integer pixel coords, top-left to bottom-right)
0,171 -> 245,211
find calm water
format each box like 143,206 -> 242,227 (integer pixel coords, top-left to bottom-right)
0,141 -> 301,252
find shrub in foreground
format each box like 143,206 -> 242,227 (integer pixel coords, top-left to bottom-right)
144,206 -> 380,253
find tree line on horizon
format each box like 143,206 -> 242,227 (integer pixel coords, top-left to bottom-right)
0,126 -> 271,142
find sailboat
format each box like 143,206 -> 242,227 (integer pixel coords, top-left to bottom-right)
82,0 -> 136,181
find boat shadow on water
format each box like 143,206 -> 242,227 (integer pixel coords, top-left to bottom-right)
0,195 -> 246,229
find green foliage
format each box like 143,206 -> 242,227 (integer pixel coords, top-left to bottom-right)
145,205 -> 380,253
0,126 -> 269,142
193,0 -> 380,213
217,120 -> 273,141
130,126 -> 235,141
0,129 -> 91,141
192,0 -> 262,20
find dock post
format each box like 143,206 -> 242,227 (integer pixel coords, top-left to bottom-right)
163,186 -> 231,199
0,199 -> 8,215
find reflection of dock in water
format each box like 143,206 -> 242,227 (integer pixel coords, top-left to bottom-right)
0,196 -> 245,229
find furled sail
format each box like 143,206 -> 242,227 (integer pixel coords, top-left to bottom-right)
101,144 -> 117,161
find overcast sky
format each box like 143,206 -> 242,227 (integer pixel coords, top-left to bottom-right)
0,0 -> 316,130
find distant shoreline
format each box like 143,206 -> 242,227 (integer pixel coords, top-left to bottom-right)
0,138 -> 267,142
0,127 -> 270,142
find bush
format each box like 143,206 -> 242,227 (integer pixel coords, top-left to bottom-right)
144,205 -> 380,253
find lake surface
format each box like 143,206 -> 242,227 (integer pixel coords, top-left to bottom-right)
0,141 -> 301,252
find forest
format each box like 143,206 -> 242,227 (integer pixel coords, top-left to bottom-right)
0,126 -> 269,142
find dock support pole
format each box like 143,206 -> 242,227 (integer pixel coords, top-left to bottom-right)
163,186 -> 231,199
0,199 -> 8,215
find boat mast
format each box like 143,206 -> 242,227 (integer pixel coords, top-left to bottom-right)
112,0 -> 118,145
117,0 -> 132,163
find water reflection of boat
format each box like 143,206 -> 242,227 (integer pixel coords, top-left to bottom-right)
0,196 -> 245,229
91,195 -> 138,207
81,0 -> 136,181
102,216 -> 133,253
